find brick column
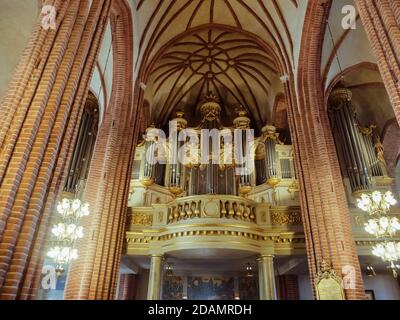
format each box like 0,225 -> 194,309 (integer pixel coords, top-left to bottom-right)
355,0 -> 400,125
117,274 -> 137,300
286,1 -> 365,300
0,0 -> 110,300
64,2 -> 136,300
22,1 -> 111,300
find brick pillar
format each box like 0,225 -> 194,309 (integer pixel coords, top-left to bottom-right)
0,0 -> 110,300
355,0 -> 400,125
22,1 -> 111,300
64,2 -> 136,300
117,274 -> 137,300
286,1 -> 365,300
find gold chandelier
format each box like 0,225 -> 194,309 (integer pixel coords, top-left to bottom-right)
357,191 -> 397,215
364,216 -> 400,238
357,190 -> 400,277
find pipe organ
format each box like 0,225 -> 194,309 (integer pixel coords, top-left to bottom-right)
64,93 -> 99,194
328,87 -> 391,195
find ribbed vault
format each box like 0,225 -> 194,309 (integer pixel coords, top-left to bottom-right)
134,0 -> 301,70
133,0 -> 307,129
146,28 -> 280,127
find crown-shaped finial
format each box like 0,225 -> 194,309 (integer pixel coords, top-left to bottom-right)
204,92 -> 219,103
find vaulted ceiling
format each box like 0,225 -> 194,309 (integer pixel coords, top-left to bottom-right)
131,0 -> 308,129
146,28 -> 279,127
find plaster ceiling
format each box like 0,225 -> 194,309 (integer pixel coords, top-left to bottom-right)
123,248 -> 258,273
124,251 -> 400,277
131,0 -> 308,129
322,0 -> 377,89
132,0 -> 305,72
146,27 -> 281,127
0,0 -> 392,135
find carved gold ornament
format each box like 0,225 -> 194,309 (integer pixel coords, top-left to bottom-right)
271,210 -> 302,226
315,260 -> 345,300
131,213 -> 153,226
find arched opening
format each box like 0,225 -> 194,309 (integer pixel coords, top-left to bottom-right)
326,64 -> 395,196
124,13 -> 305,299
136,24 -> 289,130
37,90 -> 100,300
3,0 -> 400,302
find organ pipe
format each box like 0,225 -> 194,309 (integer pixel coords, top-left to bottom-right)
64,94 -> 99,194
154,163 -> 166,185
141,95 -> 295,198
141,125 -> 159,187
233,110 -> 254,196
359,125 -> 384,177
261,125 -> 283,187
168,112 -> 187,196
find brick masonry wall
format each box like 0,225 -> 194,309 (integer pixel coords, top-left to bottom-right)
1,0 -> 399,301
355,0 -> 400,126
277,275 -> 299,300
64,1 -> 137,300
117,274 -> 137,300
22,1 -> 112,300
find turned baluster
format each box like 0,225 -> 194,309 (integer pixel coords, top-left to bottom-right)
220,200 -> 227,217
249,207 -> 256,222
179,204 -> 185,220
173,206 -> 179,221
228,201 -> 235,218
187,202 -> 195,218
168,208 -> 174,223
194,200 -> 201,218
243,204 -> 249,220
233,202 -> 239,219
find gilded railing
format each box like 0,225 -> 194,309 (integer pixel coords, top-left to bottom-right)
167,197 -> 201,223
125,200 -> 305,256
127,195 -> 304,231
125,202 -> 400,256
220,198 -> 256,222
166,195 -> 257,224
